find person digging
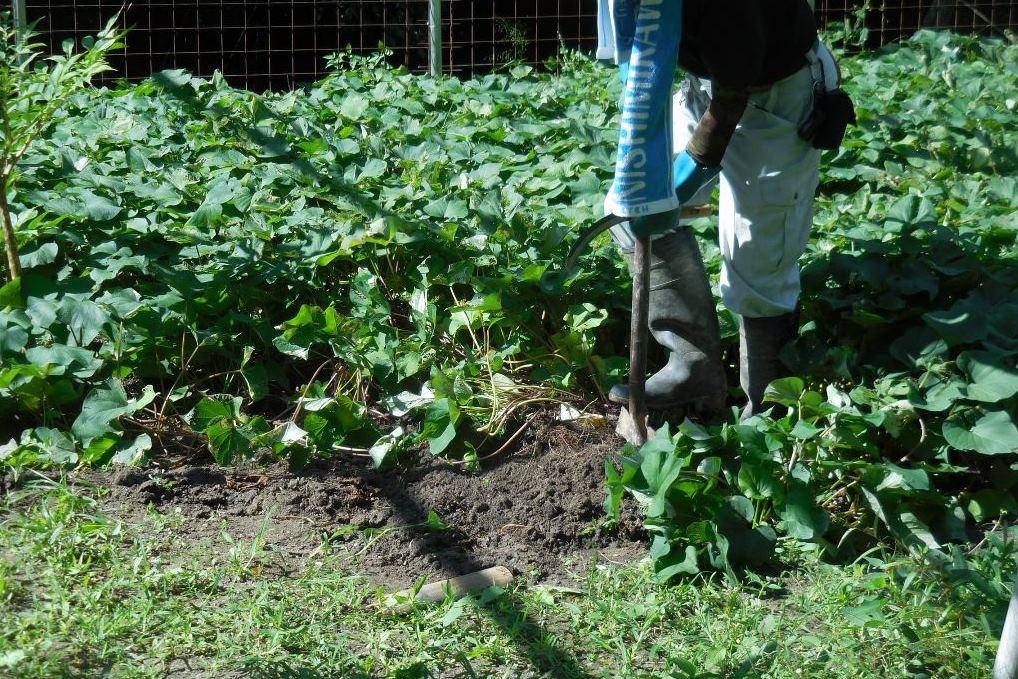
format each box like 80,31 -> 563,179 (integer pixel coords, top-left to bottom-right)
596,0 -> 854,420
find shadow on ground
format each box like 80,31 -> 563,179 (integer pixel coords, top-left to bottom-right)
87,422 -> 647,678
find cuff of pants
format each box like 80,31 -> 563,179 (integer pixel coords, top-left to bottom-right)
720,263 -> 802,318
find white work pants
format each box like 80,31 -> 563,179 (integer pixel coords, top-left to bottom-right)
612,57 -> 824,318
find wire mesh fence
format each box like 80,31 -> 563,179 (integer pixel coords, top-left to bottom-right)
443,0 -> 596,77
10,0 -> 1018,90
818,0 -> 1016,44
19,1 -> 432,91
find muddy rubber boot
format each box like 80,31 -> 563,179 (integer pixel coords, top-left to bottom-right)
609,228 -> 727,412
739,311 -> 800,419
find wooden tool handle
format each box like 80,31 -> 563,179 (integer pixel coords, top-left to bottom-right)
629,235 -> 651,446
411,566 -> 515,603
681,204 -> 715,218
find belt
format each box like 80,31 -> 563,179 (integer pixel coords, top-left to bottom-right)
686,41 -> 834,95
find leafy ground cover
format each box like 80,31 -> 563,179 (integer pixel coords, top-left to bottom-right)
0,478 -> 1007,677
0,46 -> 624,469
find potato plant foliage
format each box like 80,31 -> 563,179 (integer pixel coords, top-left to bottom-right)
1,31 -> 1016,573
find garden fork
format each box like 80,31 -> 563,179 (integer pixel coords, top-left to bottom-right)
564,206 -> 714,446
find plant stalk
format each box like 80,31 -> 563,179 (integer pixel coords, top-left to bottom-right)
0,181 -> 21,281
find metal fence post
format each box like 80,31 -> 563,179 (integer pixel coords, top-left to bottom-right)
10,0 -> 27,30
428,0 -> 442,76
995,569 -> 1018,679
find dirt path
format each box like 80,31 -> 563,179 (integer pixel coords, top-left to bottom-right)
80,421 -> 647,588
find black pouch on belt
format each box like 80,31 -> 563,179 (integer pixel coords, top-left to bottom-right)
798,85 -> 857,151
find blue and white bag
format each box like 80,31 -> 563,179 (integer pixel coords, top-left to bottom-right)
601,0 -> 684,219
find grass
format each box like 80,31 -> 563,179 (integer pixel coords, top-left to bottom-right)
0,478 -> 1009,678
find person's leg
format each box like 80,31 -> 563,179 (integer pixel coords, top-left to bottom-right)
715,67 -> 822,417
608,79 -> 726,411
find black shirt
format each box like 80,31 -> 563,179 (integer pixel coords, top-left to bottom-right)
679,0 -> 818,87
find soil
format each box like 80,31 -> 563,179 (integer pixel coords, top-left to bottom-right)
76,420 -> 647,588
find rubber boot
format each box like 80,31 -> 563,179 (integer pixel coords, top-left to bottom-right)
609,228 -> 727,412
739,310 -> 800,419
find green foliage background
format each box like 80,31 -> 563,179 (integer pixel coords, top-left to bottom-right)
1,31 -> 1016,574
